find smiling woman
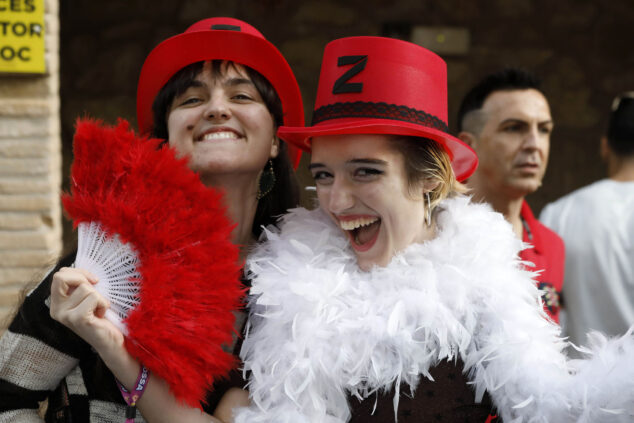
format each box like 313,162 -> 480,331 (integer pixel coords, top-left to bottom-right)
0,17 -> 304,423
309,134 -> 454,270
308,134 -> 467,271
165,61 -> 278,186
149,58 -> 300,240
230,36 -> 634,423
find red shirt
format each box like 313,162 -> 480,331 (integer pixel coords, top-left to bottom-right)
519,200 -> 565,323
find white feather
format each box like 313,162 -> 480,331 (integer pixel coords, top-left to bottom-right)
235,197 -> 634,422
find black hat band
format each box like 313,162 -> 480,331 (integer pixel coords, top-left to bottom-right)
311,101 -> 449,133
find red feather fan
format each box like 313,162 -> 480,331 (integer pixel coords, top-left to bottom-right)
62,118 -> 243,408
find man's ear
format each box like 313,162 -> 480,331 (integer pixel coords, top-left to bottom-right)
600,136 -> 609,161
270,136 -> 280,159
458,131 -> 477,149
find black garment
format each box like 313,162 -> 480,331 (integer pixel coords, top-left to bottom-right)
348,360 -> 498,423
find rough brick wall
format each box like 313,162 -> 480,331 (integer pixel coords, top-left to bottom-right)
0,0 -> 61,331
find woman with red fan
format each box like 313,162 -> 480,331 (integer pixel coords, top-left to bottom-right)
0,17 -> 303,423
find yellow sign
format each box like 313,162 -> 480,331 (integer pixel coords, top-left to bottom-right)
0,0 -> 45,74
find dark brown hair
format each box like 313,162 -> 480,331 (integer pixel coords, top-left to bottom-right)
607,93 -> 634,156
457,67 -> 543,133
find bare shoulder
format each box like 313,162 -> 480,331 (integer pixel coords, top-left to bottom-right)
214,388 -> 250,422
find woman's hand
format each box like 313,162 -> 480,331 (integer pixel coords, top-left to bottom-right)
50,267 -> 124,356
50,267 -> 233,422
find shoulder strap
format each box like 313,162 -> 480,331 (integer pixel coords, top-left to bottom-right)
45,378 -> 72,423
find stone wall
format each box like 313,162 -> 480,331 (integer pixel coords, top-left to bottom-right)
0,0 -> 61,330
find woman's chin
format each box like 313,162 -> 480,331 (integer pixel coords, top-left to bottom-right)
354,252 -> 388,272
356,258 -> 373,272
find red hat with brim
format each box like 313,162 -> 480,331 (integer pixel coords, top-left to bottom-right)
277,36 -> 477,180
136,17 -> 304,168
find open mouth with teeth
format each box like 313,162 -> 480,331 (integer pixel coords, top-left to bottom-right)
339,216 -> 381,252
197,131 -> 240,142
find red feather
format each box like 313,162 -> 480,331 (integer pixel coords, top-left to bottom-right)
62,118 -> 243,408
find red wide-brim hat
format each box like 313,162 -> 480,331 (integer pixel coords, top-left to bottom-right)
277,36 -> 477,180
136,17 -> 304,168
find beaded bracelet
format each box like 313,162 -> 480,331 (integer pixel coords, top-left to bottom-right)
116,365 -> 150,423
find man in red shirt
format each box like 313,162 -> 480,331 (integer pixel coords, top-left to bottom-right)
456,68 -> 564,323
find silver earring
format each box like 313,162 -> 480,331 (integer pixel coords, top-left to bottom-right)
425,192 -> 431,227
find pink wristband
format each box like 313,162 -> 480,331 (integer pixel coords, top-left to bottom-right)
116,365 -> 150,423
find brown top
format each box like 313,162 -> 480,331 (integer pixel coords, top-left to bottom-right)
348,359 -> 498,423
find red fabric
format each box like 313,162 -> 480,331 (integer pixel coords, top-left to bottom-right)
135,17 -> 304,168
519,201 -> 565,323
277,36 -> 478,181
62,119 -> 243,408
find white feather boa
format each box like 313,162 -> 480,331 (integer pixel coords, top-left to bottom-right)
235,197 -> 634,423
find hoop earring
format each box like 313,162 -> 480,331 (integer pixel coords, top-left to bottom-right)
425,192 -> 432,227
257,159 -> 276,200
